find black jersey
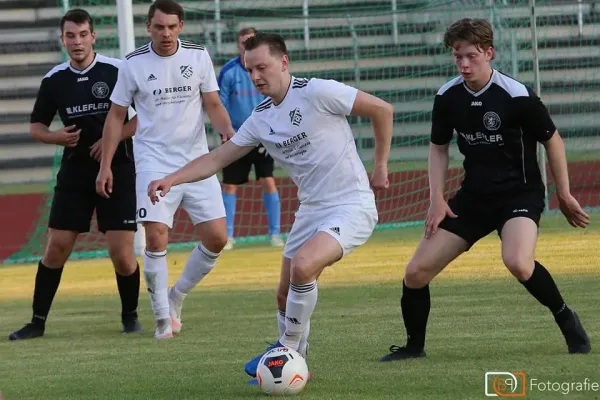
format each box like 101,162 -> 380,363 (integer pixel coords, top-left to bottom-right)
30,53 -> 132,165
430,69 -> 556,196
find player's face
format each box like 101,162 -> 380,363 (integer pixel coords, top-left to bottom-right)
147,10 -> 183,56
244,44 -> 289,99
451,40 -> 493,89
61,21 -> 96,66
237,33 -> 255,62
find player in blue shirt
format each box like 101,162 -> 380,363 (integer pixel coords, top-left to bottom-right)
218,27 -> 284,250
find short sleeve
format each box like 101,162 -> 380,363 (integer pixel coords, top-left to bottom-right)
30,77 -> 57,126
307,78 -> 358,115
517,88 -> 556,142
110,60 -> 137,107
430,94 -> 454,145
230,114 -> 260,147
200,51 -> 219,93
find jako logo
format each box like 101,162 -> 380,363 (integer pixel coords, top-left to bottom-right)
267,360 -> 284,368
471,101 -> 482,106
485,371 -> 527,397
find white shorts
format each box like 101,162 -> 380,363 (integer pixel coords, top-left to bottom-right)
283,200 -> 378,260
136,171 -> 226,228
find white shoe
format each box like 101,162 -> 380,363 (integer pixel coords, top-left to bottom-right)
154,317 -> 173,339
168,287 -> 183,334
224,237 -> 235,250
270,234 -> 285,247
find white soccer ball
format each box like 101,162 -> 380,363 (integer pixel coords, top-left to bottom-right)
256,346 -> 309,396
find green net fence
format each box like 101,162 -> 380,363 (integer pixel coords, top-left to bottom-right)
4,0 -> 599,263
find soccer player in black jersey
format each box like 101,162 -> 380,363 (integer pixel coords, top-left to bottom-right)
9,9 -> 142,340
381,18 -> 591,361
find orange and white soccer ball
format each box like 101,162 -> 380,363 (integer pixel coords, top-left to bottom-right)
256,347 -> 309,396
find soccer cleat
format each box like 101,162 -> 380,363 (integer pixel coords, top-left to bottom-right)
121,314 -> 142,334
270,234 -> 285,247
380,345 -> 426,362
8,323 -> 45,341
224,237 -> 235,250
154,317 -> 173,339
557,310 -> 591,354
245,341 -> 284,378
168,287 -> 183,334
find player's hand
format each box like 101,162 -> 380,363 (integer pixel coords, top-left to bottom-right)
90,138 -> 102,162
370,165 -> 389,191
220,130 -> 235,144
558,194 -> 589,228
147,178 -> 173,205
95,167 -> 113,198
53,125 -> 81,147
424,199 -> 457,239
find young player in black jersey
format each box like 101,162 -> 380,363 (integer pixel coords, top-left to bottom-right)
381,18 -> 591,361
9,9 -> 141,341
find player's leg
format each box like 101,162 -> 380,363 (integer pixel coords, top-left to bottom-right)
169,176 -> 228,332
9,175 -> 93,340
500,214 -> 590,354
221,154 -> 253,250
381,191 -> 494,361
96,164 -> 141,333
137,171 -> 184,339
255,147 -> 283,247
245,202 -> 377,378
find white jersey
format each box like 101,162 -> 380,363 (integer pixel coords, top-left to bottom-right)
231,77 -> 373,206
110,39 -> 219,174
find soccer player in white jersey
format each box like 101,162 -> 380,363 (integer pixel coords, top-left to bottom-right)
96,0 -> 235,339
147,32 -> 393,377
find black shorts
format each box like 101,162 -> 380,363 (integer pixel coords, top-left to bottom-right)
438,188 -> 545,249
222,145 -> 274,185
49,162 -> 137,234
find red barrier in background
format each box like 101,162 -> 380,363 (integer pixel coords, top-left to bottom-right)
1,162 -> 598,261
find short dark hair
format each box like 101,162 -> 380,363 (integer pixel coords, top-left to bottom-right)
148,0 -> 184,22
244,32 -> 288,57
443,18 -> 494,58
238,27 -> 257,37
60,8 -> 93,33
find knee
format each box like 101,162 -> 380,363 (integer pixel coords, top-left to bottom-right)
223,184 -> 237,195
503,253 -> 534,281
109,246 -> 136,275
145,224 -> 169,252
290,255 -> 315,284
404,258 -> 433,288
43,239 -> 72,267
202,230 -> 228,253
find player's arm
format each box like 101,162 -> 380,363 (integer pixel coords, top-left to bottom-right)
97,60 -> 137,197
202,91 -> 235,142
425,94 -> 457,238
521,92 -> 589,227
349,91 -> 393,188
29,77 -> 81,147
148,141 -> 253,203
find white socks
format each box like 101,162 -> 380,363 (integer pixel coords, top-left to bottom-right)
279,280 -> 318,350
143,249 -> 169,320
172,244 -> 219,300
278,309 -> 310,353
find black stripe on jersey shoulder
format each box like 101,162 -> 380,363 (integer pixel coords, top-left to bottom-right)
181,40 -> 206,50
126,44 -> 150,59
292,77 -> 309,89
254,98 -> 273,112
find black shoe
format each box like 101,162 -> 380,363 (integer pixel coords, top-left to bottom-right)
8,323 -> 45,341
121,314 -> 142,334
380,345 -> 426,362
557,310 -> 591,354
